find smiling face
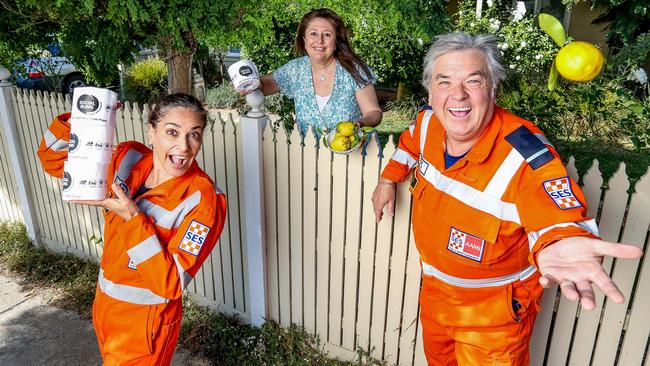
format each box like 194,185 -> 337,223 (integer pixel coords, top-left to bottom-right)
148,107 -> 204,183
429,49 -> 496,152
303,17 -> 337,63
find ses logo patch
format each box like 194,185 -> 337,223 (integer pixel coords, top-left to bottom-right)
179,220 -> 210,256
543,177 -> 582,210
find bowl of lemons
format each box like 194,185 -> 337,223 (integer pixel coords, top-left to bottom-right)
323,121 -> 367,155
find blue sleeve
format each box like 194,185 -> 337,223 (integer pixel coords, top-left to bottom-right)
272,60 -> 298,99
354,65 -> 377,91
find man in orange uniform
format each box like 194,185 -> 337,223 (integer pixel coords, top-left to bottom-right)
372,33 -> 642,365
38,93 -> 227,365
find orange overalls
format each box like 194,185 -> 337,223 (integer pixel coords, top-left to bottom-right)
381,107 -> 599,365
38,113 -> 227,365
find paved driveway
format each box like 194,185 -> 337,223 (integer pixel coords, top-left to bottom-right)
0,272 -> 208,366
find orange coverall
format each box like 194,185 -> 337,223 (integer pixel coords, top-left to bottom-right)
38,113 -> 227,365
381,107 -> 599,365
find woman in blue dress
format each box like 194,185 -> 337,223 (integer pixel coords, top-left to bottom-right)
257,8 -> 383,135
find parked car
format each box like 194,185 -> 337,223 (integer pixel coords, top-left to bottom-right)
13,45 -> 86,95
223,46 -> 241,70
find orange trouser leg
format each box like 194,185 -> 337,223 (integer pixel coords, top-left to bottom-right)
92,289 -> 182,366
419,274 -> 543,366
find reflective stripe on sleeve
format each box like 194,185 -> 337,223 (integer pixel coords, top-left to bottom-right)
422,261 -> 537,288
418,156 -> 522,224
98,268 -> 168,305
391,148 -> 418,168
44,129 -> 69,151
137,191 -> 201,230
116,149 -> 143,181
408,125 -> 415,137
172,253 -> 193,291
127,235 -> 162,266
527,219 -> 599,250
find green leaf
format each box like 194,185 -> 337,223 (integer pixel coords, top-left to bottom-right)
630,102 -> 644,115
548,59 -> 559,91
538,13 -> 566,47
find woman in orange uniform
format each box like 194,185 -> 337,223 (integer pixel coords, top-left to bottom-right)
37,93 -> 227,365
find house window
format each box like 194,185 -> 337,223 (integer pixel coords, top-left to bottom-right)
519,0 -> 571,29
477,0 -> 571,29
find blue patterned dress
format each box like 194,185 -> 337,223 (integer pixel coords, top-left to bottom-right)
273,56 -> 374,135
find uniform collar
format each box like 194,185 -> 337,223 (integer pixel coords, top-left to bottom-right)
464,106 -> 504,164
428,106 -> 504,168
133,151 -> 200,201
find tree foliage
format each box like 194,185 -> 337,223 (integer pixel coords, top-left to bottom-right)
227,0 -> 450,88
0,0 -> 238,92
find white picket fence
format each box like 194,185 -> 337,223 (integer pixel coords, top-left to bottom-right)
0,86 -> 648,365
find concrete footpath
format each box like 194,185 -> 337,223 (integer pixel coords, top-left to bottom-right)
0,271 -> 209,366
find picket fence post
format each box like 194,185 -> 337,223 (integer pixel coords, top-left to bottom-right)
0,66 -> 40,243
240,90 -> 269,326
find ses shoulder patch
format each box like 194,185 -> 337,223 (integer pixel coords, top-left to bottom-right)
179,220 -> 210,256
543,177 -> 583,209
505,126 -> 554,170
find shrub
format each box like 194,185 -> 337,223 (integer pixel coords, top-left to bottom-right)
498,67 -> 650,150
122,58 -> 168,105
205,83 -> 242,110
454,0 -> 557,78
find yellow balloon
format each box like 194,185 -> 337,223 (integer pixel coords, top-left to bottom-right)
555,41 -> 605,82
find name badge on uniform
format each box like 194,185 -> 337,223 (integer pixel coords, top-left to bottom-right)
447,227 -> 485,262
179,220 -> 211,256
418,154 -> 430,175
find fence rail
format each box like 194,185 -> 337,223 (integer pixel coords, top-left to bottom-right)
0,87 -> 648,365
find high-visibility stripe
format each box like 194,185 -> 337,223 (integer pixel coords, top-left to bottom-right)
535,133 -> 553,148
419,109 -> 434,153
127,235 -> 162,266
44,129 -> 69,151
98,268 -> 168,304
391,148 -> 417,168
418,155 -> 521,224
116,149 -> 143,181
137,191 -> 201,230
527,219 -> 599,250
172,253 -> 192,291
422,261 -> 537,288
483,148 -> 525,199
408,125 -> 415,137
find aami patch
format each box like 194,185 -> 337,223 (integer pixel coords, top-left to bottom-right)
543,177 -> 582,210
447,227 -> 485,262
179,220 -> 210,256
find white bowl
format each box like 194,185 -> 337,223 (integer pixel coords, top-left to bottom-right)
323,129 -> 365,155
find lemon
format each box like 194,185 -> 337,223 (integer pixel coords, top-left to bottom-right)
336,121 -> 356,137
330,136 -> 351,151
349,134 -> 358,146
556,41 -> 605,82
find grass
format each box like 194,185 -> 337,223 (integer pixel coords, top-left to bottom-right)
0,221 -> 385,366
